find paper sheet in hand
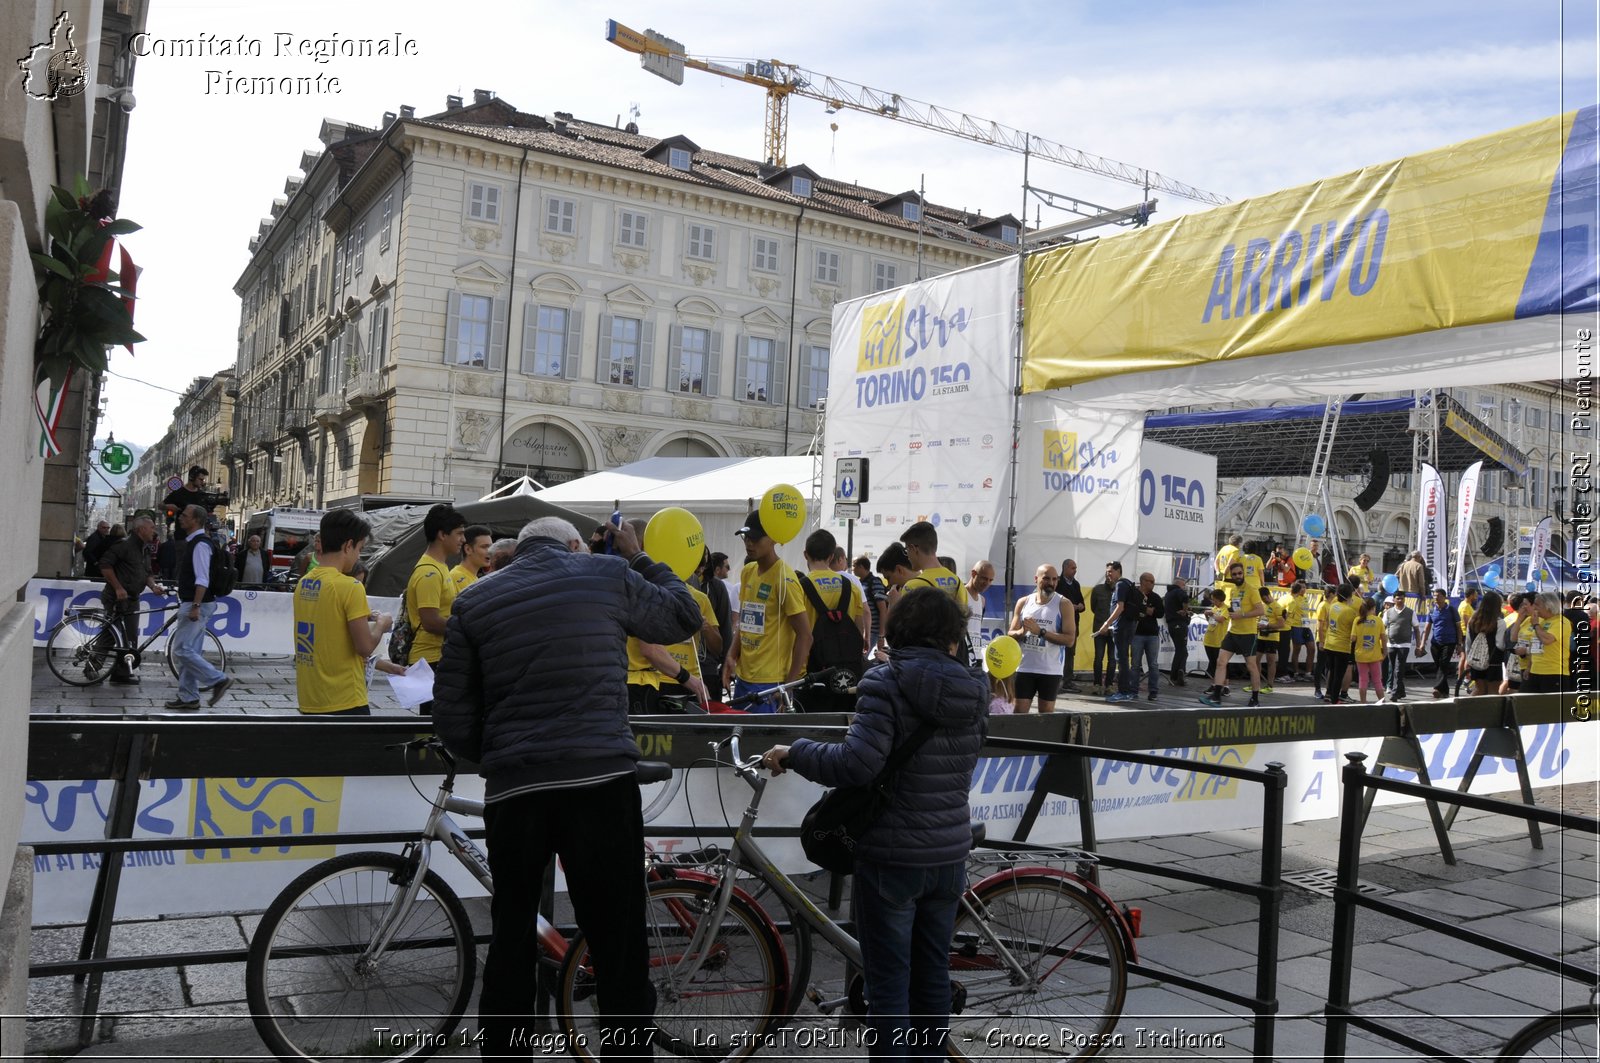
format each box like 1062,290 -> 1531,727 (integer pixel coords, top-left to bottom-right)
386,657 -> 435,708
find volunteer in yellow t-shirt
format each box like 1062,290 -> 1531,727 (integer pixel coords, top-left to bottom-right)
1283,581 -> 1315,682
797,529 -> 869,711
1202,587 -> 1229,686
1199,560 -> 1265,708
899,520 -> 969,613
1347,554 -> 1375,595
627,585 -> 719,713
1350,599 -> 1387,703
1215,535 -> 1242,578
1524,592 -> 1571,693
406,506 -> 467,683
1320,585 -> 1359,704
724,510 -> 810,713
449,524 -> 493,593
294,510 -> 393,715
1256,593 -> 1287,691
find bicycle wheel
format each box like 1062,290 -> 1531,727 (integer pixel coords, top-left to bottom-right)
246,851 -> 476,1063
1498,1005 -> 1598,1061
946,873 -> 1127,1062
557,877 -> 786,1062
44,611 -> 119,687
161,628 -> 228,681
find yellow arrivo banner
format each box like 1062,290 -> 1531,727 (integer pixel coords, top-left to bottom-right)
1022,110 -> 1578,392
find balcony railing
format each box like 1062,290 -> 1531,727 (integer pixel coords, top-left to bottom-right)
344,371 -> 383,409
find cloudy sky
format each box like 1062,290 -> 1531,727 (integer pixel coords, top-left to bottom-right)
101,0 -> 1597,447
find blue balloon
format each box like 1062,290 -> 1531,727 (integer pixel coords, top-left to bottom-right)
1526,580 -> 1538,592
1382,573 -> 1399,593
1302,514 -> 1327,537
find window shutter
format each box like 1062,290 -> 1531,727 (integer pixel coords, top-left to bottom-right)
667,325 -> 683,391
735,336 -> 749,401
596,313 -> 613,383
489,296 -> 508,369
637,319 -> 655,390
521,303 -> 538,374
705,328 -> 723,398
564,308 -> 583,379
796,345 -> 812,407
772,342 -> 790,406
445,292 -> 461,364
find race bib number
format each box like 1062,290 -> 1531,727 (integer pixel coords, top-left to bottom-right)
1022,633 -> 1045,651
739,604 -> 766,636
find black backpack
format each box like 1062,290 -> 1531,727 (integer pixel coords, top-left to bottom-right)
200,522 -> 235,599
388,588 -> 414,666
799,575 -> 865,679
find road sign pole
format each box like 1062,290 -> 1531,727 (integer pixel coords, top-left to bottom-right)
847,519 -> 854,561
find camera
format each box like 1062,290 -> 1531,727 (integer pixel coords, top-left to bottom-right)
98,86 -> 136,113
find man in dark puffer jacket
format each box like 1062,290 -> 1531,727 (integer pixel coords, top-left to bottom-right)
435,515 -> 700,1059
761,587 -> 988,1059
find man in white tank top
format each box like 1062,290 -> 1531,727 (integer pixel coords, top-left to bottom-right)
1009,564 -> 1070,712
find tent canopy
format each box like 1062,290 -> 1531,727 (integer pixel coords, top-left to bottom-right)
364,495 -> 595,597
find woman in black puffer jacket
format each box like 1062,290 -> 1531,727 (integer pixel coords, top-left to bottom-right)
762,587 -> 988,1060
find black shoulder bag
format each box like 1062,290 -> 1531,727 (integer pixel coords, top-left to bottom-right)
799,720 -> 937,874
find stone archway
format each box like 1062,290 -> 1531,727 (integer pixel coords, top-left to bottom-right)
502,421 -> 589,485
652,434 -> 721,459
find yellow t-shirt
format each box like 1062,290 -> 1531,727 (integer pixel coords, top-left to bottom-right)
1257,598 -> 1286,643
1314,600 -> 1331,643
406,554 -> 457,664
736,560 -> 807,683
449,563 -> 480,593
799,569 -> 865,630
293,564 -> 373,714
1457,600 -> 1476,631
1239,553 -> 1265,591
905,565 -> 969,612
1348,565 -> 1373,593
1530,614 -> 1571,676
1283,593 -> 1307,630
1203,605 -> 1228,648
1323,600 -> 1359,653
1215,544 -> 1241,576
1352,616 -> 1385,663
628,586 -> 715,688
1218,582 -> 1264,635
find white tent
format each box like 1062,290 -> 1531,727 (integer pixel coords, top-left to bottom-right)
533,456 -> 823,570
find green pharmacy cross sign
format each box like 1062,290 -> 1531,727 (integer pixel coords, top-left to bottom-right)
99,442 -> 133,474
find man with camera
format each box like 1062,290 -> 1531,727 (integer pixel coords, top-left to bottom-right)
162,466 -> 228,537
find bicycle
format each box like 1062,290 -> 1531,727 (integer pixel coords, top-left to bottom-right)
1496,993 -> 1598,1060
44,601 -> 227,687
245,738 -> 785,1063
558,710 -> 1140,1063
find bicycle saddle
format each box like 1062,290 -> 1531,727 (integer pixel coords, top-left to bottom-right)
637,761 -> 673,784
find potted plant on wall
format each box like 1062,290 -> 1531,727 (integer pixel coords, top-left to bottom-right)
31,178 -> 144,454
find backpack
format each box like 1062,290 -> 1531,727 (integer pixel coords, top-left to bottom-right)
1465,631 -> 1493,671
388,588 -> 414,666
198,521 -> 236,598
798,575 -> 865,679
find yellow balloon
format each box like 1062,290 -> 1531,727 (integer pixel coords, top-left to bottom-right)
644,507 -> 704,580
984,635 -> 1022,680
758,483 -> 807,544
1292,547 -> 1314,569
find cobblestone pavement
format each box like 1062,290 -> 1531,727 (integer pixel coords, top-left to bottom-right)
24,652 -> 1598,1060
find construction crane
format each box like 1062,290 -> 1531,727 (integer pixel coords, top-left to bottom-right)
604,19 -> 1228,208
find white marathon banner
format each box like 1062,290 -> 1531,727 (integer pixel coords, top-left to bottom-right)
25,720 -> 1595,924
1529,516 -> 1553,589
1450,460 -> 1482,597
824,257 -> 1018,567
1136,440 -> 1217,553
27,579 -> 401,654
1416,462 -> 1448,588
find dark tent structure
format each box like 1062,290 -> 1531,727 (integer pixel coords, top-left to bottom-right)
363,495 -> 596,597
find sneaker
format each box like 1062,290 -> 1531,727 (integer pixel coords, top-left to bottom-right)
1197,692 -> 1222,707
163,698 -> 200,711
1062,683 -> 1083,694
1221,686 -> 1231,697
1247,692 -> 1261,707
206,676 -> 234,707
1147,691 -> 1158,701
1106,692 -> 1134,703
1259,685 -> 1274,695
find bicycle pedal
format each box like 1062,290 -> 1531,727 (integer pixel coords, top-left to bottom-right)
806,986 -> 847,1014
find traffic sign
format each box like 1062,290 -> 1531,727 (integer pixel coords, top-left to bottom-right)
835,503 -> 861,521
99,443 -> 133,474
166,476 -> 184,491
834,457 -> 870,504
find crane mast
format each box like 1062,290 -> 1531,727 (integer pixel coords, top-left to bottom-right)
605,18 -> 1227,207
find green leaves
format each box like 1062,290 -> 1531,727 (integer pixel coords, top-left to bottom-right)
31,180 -> 145,387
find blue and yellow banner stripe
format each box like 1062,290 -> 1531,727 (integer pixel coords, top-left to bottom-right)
1023,106 -> 1597,393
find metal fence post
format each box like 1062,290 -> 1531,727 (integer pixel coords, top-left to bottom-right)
1253,761 -> 1286,1062
1323,751 -> 1367,1062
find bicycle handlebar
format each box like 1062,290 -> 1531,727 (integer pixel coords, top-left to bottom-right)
724,666 -> 846,709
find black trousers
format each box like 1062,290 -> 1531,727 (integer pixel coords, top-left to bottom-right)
1430,641 -> 1457,695
480,775 -> 654,1060
1167,626 -> 1189,681
101,596 -> 141,678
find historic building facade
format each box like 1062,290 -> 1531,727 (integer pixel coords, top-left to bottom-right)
228,92 -> 1015,513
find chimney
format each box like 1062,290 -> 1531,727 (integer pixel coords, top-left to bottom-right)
473,88 -> 494,104
399,104 -> 415,119
382,111 -> 396,126
446,94 -> 463,111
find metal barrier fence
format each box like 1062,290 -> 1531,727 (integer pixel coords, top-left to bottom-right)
1323,751 -> 1600,1061
28,714 -> 1294,1052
